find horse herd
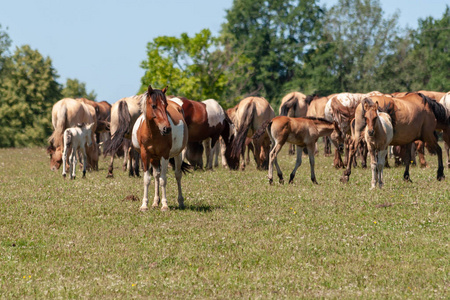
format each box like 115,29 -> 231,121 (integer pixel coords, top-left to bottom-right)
46,87 -> 450,210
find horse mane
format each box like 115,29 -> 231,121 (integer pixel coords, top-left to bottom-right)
419,93 -> 450,125
305,94 -> 318,105
303,116 -> 333,124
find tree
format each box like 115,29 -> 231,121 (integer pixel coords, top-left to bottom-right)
140,29 -> 253,108
221,0 -> 324,102
322,0 -> 401,93
62,78 -> 97,100
0,45 -> 61,147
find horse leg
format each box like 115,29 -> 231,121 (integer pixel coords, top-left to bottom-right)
173,154 -> 185,209
443,128 -> 450,168
62,147 -> 68,179
289,146 -> 303,184
139,151 -> 151,211
159,158 -> 170,211
81,148 -> 87,178
402,142 -> 413,182
204,138 -> 213,170
368,147 -> 377,189
268,142 -> 283,185
133,150 -> 140,177
415,141 -> 427,168
107,154 -> 114,178
377,149 -> 388,189
71,150 -> 77,180
360,140 -> 368,169
341,138 -> 358,183
122,143 -> 128,172
152,165 -> 161,209
307,144 -> 318,184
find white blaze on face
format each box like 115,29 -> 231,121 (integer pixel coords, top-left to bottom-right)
203,99 -> 225,127
169,97 -> 184,108
132,114 -> 145,149
168,115 -> 186,157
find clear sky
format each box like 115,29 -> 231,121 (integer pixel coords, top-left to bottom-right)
0,0 -> 448,104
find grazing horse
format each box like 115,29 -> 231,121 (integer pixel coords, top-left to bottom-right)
103,94 -> 143,177
47,98 -> 98,171
230,97 -> 275,170
62,123 -> 95,179
363,101 -> 393,189
279,91 -> 308,155
341,93 -> 447,183
132,86 -> 189,211
168,97 -> 237,170
76,98 -> 112,147
253,116 -> 342,185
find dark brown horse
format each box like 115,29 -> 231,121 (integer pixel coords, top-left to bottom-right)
230,97 -> 275,170
132,86 -> 189,211
253,116 -> 343,184
341,93 -> 447,183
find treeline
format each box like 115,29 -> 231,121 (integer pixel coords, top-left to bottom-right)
0,28 -> 96,147
140,0 -> 449,110
1,0 -> 449,147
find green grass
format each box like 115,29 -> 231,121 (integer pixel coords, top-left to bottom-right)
0,146 -> 448,299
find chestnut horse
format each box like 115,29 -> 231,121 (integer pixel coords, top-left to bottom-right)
341,93 -> 447,183
103,94 -> 143,177
363,101 -> 393,189
253,116 -> 343,185
168,97 -> 237,170
132,86 -> 189,211
230,97 -> 275,170
47,98 -> 98,171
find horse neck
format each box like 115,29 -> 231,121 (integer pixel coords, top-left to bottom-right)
314,121 -> 335,137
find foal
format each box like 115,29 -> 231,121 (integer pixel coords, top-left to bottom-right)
254,116 -> 342,185
62,123 -> 94,179
363,101 -> 393,189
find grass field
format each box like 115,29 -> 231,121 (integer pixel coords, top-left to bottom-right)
0,145 -> 448,299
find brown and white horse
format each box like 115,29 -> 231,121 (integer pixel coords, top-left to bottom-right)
253,116 -> 343,185
47,98 -> 98,171
168,97 -> 237,170
103,94 -> 143,177
230,97 -> 275,170
132,86 -> 189,211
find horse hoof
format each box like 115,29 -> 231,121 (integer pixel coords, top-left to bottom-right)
288,179 -> 294,184
437,175 -> 445,181
161,206 -> 169,212
268,178 -> 273,185
312,180 -> 318,185
279,179 -> 284,185
106,174 -> 114,178
340,176 -> 349,183
139,206 -> 149,212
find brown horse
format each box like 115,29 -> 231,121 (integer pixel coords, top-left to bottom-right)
230,97 -> 275,170
168,97 -> 237,170
307,94 -> 335,155
132,86 -> 189,211
279,91 -> 308,155
253,116 -> 343,184
47,98 -> 98,171
103,94 -> 143,177
341,93 -> 447,183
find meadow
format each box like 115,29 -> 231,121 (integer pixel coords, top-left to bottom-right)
0,145 -> 448,299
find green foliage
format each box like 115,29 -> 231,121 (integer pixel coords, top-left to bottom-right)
61,78 -> 97,100
140,29 -> 252,108
0,45 -> 61,147
222,0 -> 324,102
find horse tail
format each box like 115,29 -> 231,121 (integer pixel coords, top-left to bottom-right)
251,119 -> 271,140
419,93 -> 449,125
169,158 -> 193,174
231,101 -> 255,158
280,95 -> 296,116
103,101 -> 131,156
47,101 -> 68,147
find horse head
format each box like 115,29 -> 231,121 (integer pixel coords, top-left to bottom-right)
47,142 -> 63,171
364,101 -> 379,137
142,85 -> 171,136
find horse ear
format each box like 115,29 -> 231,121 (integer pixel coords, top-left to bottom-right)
375,101 -> 379,109
162,86 -> 168,94
363,103 -> 369,111
147,85 -> 154,94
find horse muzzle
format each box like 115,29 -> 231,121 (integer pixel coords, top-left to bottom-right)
368,130 -> 375,137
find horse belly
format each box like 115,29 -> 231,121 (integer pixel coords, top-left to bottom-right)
169,116 -> 187,157
132,114 -> 145,149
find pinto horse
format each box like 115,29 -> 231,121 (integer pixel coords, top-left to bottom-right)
47,98 -> 98,171
230,97 -> 275,170
103,94 -> 143,177
254,116 -> 343,185
363,101 -> 393,189
132,86 -> 189,211
341,93 -> 447,183
168,97 -> 237,170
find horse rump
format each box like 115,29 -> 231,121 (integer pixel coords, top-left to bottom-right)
103,101 -> 131,157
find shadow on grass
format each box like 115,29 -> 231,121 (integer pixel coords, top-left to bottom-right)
172,204 -> 222,213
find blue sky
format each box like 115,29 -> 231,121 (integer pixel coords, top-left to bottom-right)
1,0 -> 448,104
